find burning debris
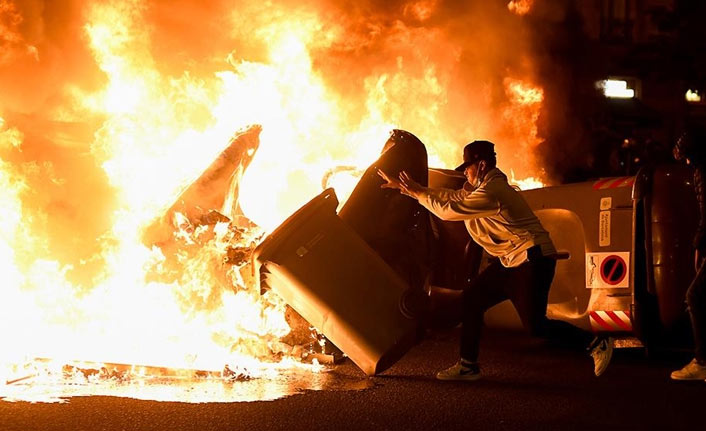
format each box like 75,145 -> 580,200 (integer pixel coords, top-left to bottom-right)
0,117 -> 327,402
138,123 -> 335,365
142,124 -> 263,250
4,358 -> 254,385
1,356 -> 342,403
141,124 -> 266,299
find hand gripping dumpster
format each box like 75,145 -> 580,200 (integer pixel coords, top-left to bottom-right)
253,188 -> 419,376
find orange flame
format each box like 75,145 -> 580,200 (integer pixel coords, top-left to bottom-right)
404,0 -> 439,21
1,0 -> 548,402
500,77 -> 546,183
507,0 -> 534,16
0,0 -> 38,63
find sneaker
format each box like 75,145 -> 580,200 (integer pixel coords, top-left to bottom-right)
436,360 -> 481,382
590,336 -> 614,377
670,359 -> 706,381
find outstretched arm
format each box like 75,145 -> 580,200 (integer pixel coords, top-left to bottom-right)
378,168 -> 499,221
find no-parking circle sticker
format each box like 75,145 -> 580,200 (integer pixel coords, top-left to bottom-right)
586,252 -> 630,288
600,255 -> 627,285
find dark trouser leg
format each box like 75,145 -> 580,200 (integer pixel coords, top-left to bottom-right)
509,257 -> 593,348
686,271 -> 706,363
460,260 -> 513,362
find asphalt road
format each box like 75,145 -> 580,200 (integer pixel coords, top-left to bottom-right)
2,328 -> 704,431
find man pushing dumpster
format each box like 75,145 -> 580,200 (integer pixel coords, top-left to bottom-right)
378,140 -> 614,381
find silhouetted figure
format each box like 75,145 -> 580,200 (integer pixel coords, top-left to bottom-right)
671,126 -> 706,381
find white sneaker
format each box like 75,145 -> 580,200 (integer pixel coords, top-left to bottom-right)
436,360 -> 481,382
671,359 -> 706,381
590,337 -> 614,377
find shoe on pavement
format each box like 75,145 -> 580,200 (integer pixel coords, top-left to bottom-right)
436,360 -> 481,382
590,336 -> 614,377
671,358 -> 706,381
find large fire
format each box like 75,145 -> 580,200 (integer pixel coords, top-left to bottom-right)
1,0 -> 545,402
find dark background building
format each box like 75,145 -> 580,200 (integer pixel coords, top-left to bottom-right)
532,0 -> 706,182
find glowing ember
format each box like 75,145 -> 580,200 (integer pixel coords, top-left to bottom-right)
0,0 -> 550,403
506,79 -> 544,105
507,0 -> 533,16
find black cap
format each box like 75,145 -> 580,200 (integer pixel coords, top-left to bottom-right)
455,140 -> 496,171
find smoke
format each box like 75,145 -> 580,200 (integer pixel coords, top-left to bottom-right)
527,0 -> 602,183
1,0 -> 576,285
303,0 -> 543,170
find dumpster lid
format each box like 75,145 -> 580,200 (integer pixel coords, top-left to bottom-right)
253,188 -> 339,266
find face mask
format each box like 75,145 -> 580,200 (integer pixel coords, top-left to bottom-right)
471,162 -> 486,188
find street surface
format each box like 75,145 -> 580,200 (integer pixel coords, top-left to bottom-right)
2,327 -> 704,431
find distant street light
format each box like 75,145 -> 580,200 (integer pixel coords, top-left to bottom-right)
686,89 -> 702,103
597,79 -> 635,99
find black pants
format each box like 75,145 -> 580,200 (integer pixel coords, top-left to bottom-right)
460,247 -> 593,362
687,258 -> 706,363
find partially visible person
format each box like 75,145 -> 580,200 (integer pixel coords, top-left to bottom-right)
378,140 -> 613,381
671,126 -> 706,381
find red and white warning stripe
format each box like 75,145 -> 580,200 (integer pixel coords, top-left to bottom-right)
592,177 -> 635,190
589,310 -> 632,332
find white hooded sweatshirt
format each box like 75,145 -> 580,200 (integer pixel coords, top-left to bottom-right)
417,168 -> 556,268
